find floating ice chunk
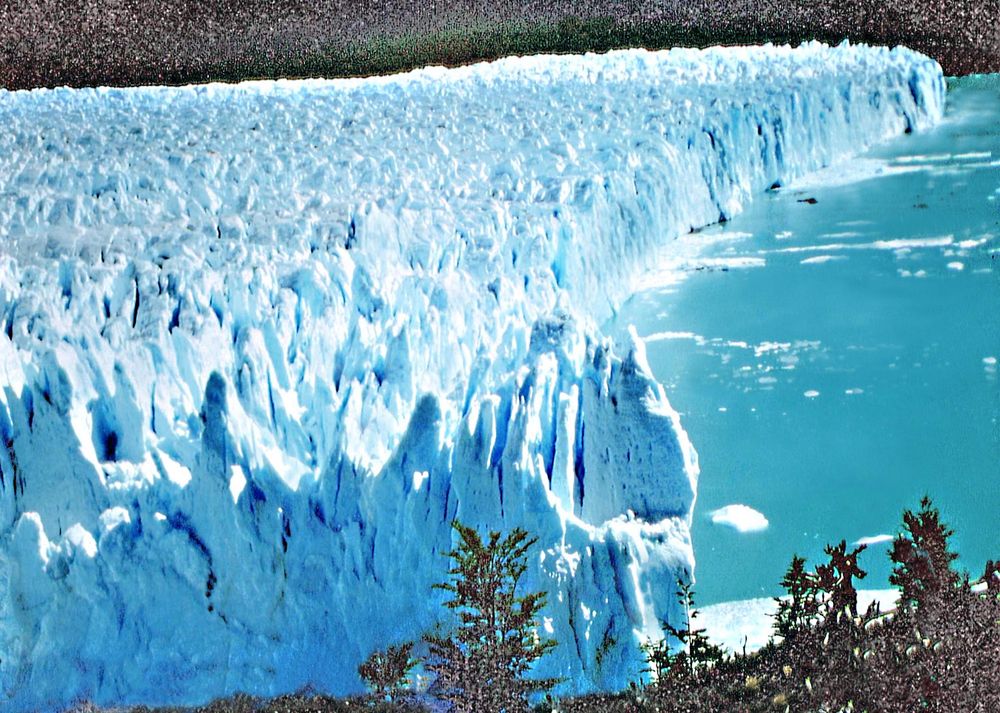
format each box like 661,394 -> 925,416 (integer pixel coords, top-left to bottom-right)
683,256 -> 766,271
800,254 -> 847,265
803,390 -> 821,398
854,534 -> 894,547
715,257 -> 765,269
644,330 -> 701,343
895,153 -> 953,164
754,341 -> 791,356
876,236 -> 954,250
709,504 -> 769,533
771,235 -> 953,255
845,388 -> 864,395
822,232 -> 863,239
946,261 -> 965,271
984,357 -> 998,365
957,237 -> 991,249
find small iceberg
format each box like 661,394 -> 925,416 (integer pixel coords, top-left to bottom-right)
800,254 -> 847,265
709,504 -> 769,533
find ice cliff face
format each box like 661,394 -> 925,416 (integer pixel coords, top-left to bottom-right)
0,43 -> 944,709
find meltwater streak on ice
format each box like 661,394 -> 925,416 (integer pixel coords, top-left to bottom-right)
615,74 -> 997,607
0,45 -> 942,709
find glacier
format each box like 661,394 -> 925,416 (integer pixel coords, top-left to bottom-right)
0,43 -> 944,709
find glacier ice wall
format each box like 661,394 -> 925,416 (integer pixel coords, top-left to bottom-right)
0,43 -> 943,709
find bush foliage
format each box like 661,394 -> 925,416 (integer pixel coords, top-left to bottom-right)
357,642 -> 418,704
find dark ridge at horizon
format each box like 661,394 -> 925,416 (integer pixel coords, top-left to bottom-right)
1,1 -> 997,90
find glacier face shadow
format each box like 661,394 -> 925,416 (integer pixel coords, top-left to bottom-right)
0,44 -> 943,709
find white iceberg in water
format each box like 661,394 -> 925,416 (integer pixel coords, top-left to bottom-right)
709,504 -> 770,532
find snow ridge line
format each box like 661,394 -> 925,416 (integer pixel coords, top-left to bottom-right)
0,43 -> 943,709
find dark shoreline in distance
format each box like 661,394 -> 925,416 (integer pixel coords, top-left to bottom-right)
1,2 -> 997,90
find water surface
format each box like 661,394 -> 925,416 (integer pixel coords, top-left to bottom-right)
612,75 -> 999,604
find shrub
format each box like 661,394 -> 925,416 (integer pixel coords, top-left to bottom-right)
643,580 -> 724,684
773,554 -> 822,640
889,495 -> 960,613
358,642 -> 418,703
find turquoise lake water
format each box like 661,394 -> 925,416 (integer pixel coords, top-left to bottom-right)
611,75 -> 999,605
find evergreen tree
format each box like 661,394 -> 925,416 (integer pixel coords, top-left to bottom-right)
814,540 -> 867,618
889,496 -> 960,612
425,522 -> 558,713
773,554 -> 822,640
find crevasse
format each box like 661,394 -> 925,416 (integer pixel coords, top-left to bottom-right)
0,43 -> 943,710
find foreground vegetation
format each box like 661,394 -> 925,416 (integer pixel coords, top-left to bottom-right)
69,498 -> 999,713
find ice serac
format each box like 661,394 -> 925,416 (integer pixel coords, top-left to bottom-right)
0,43 -> 943,709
